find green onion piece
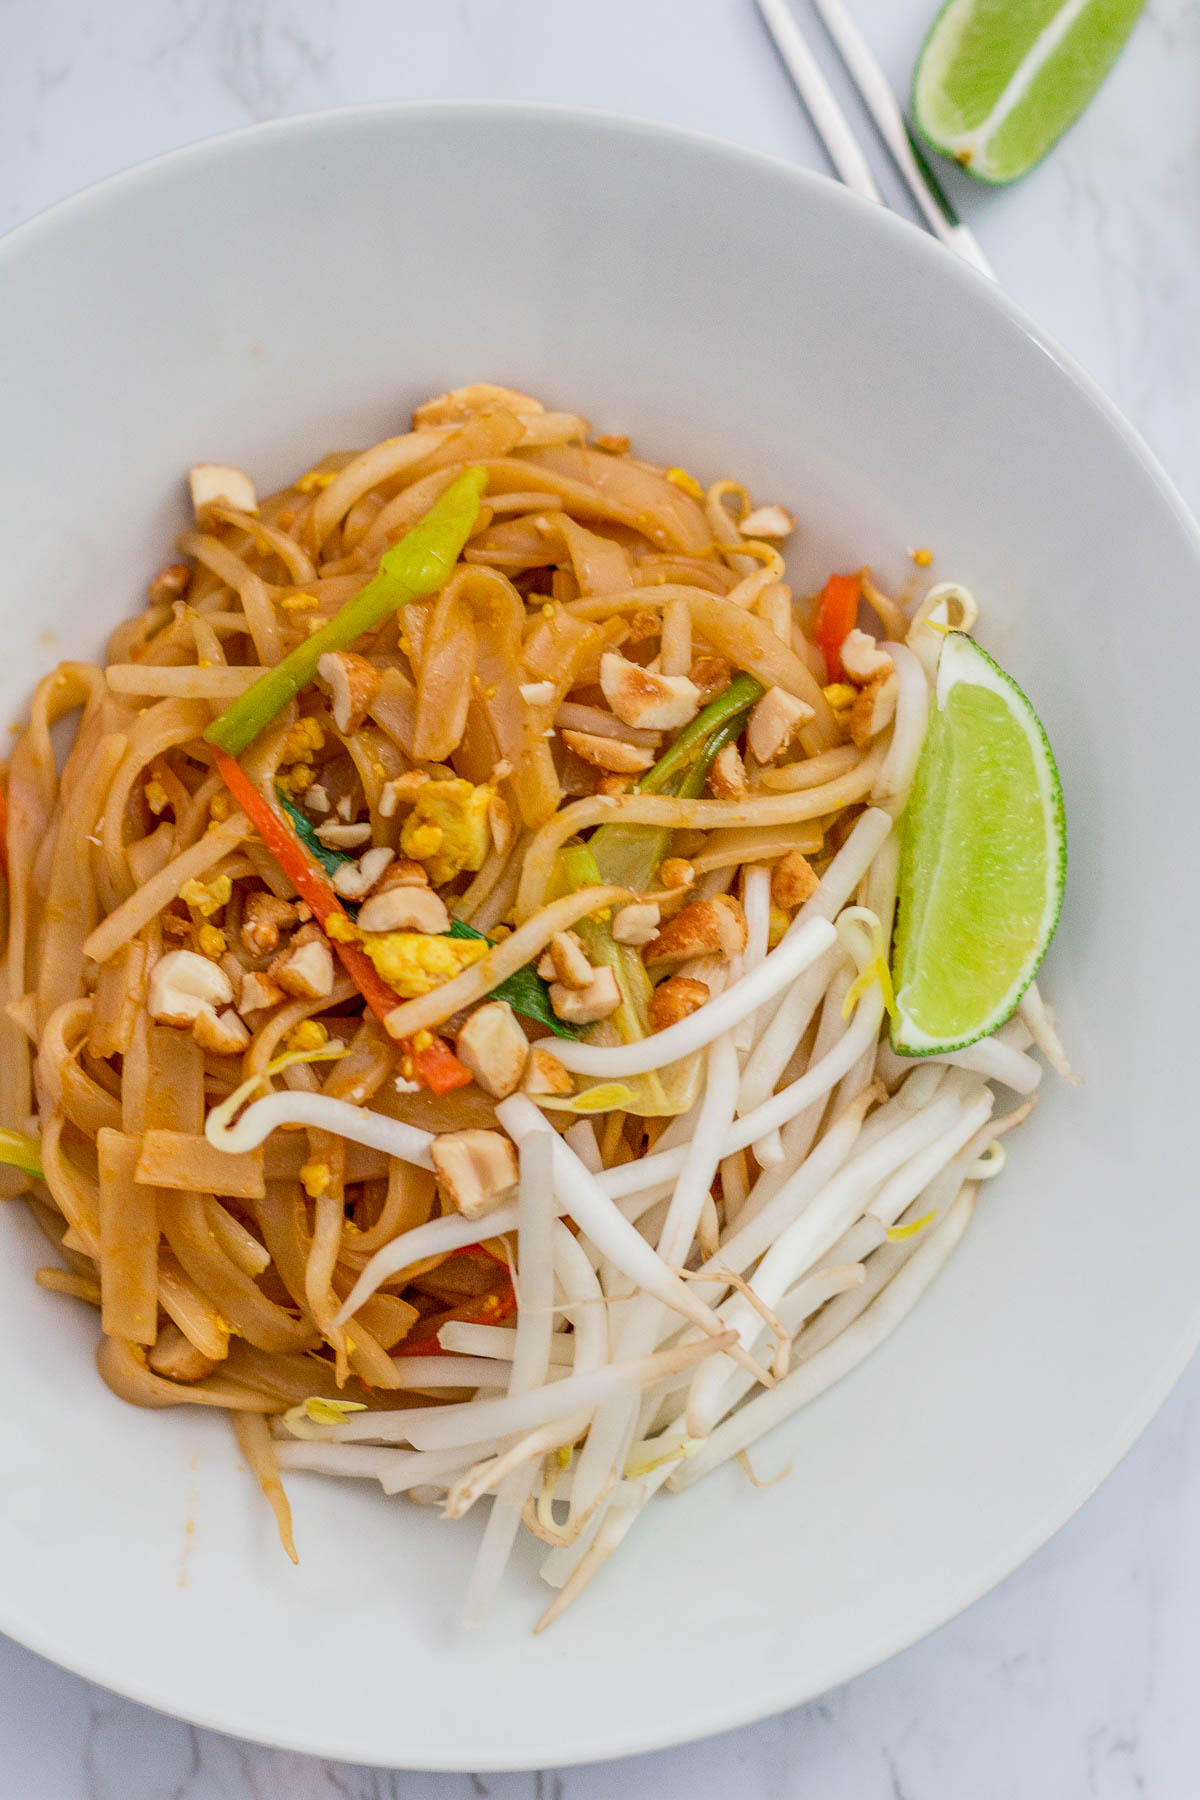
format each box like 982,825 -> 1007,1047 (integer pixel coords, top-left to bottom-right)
590,674 -> 763,891
205,467 -> 488,756
0,1127 -> 42,1178
639,672 -> 764,794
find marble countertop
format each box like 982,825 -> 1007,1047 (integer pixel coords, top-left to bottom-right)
3,1 -> 1198,1794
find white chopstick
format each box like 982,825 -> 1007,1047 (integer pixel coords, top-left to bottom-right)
755,0 -> 994,279
756,0 -> 882,202
810,0 -> 995,277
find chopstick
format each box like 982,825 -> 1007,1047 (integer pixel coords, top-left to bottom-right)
755,0 -> 882,201
755,0 -> 995,279
810,0 -> 995,276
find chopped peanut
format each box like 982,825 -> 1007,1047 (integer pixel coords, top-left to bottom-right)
626,612 -> 660,645
771,850 -> 819,909
519,680 -> 557,706
431,1129 -> 520,1221
488,790 -> 515,856
688,656 -> 732,704
371,857 -> 430,891
192,1007 -> 251,1055
561,729 -> 655,775
612,901 -> 661,946
707,742 -> 748,800
357,886 -> 450,935
592,433 -> 630,455
840,628 -> 893,686
331,845 -> 395,900
189,464 -> 257,518
659,858 -> 695,891
316,819 -> 371,849
305,783 -> 331,814
270,933 -> 334,1000
522,1045 -> 573,1096
538,930 -> 593,991
454,1001 -> 530,1099
747,686 -> 815,764
644,897 -> 747,966
148,563 -> 192,605
600,652 -> 701,731
739,504 -> 795,539
549,965 -> 621,1025
649,975 -> 709,1032
240,892 -> 297,958
317,649 -> 381,734
850,671 -> 898,749
148,951 -> 233,1028
238,970 -> 284,1013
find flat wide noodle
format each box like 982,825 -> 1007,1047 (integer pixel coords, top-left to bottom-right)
8,382 -> 1030,1634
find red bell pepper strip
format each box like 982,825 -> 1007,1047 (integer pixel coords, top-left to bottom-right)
409,1034 -> 473,1096
814,572 -> 862,683
211,747 -> 471,1095
395,1283 -> 518,1358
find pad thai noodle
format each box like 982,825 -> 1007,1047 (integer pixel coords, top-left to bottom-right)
1,384 -> 1069,1627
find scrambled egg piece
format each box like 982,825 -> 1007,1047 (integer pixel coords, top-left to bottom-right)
400,777 -> 491,885
286,1019 -> 329,1053
299,1160 -> 332,1198
144,777 -> 170,816
357,929 -> 487,998
179,873 -> 232,918
821,682 -> 858,714
665,466 -> 704,499
280,716 -> 324,763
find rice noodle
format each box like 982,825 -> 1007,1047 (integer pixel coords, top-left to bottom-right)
10,383 -> 1061,1633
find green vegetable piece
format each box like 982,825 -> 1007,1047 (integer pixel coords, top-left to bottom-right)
205,468 -> 488,756
0,1127 -> 42,1179
590,674 -> 763,891
639,672 -> 764,795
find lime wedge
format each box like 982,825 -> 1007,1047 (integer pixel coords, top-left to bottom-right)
912,0 -> 1147,184
891,632 -> 1065,1055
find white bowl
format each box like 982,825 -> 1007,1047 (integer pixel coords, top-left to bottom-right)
1,102 -> 1197,1771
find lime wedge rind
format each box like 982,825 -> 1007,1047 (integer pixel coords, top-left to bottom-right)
912,0 -> 1147,186
890,631 -> 1066,1057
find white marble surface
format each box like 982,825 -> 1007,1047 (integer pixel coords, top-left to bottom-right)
2,1 -> 1199,1793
